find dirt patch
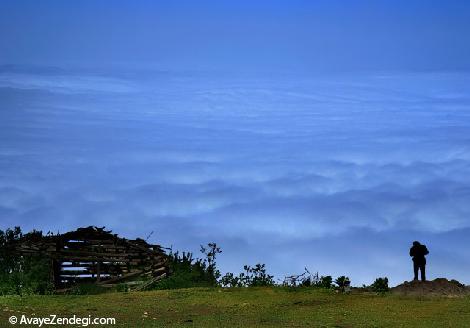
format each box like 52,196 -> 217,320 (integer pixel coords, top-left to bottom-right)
392,278 -> 469,296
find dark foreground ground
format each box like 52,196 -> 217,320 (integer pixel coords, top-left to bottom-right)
1,288 -> 470,327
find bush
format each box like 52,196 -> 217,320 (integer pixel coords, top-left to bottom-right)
370,277 -> 389,294
152,243 -> 222,290
243,264 -> 275,287
116,283 -> 130,292
220,263 -> 274,287
318,275 -> 333,289
281,269 -> 333,289
220,272 -> 243,288
0,227 -> 54,295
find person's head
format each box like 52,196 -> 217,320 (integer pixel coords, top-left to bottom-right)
413,241 -> 421,246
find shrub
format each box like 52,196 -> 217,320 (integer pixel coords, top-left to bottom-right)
152,243 -> 222,290
220,263 -> 274,287
370,277 -> 389,293
116,283 -> 130,292
243,264 -> 275,287
220,272 -> 242,288
280,269 -> 337,289
0,227 -> 54,295
318,275 -> 333,289
281,269 -> 334,289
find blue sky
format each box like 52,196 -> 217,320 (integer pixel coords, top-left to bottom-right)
2,0 -> 470,71
1,1 -> 470,286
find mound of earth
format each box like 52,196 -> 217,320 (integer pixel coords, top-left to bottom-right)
392,278 -> 469,296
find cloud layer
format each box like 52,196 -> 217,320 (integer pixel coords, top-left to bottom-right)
1,68 -> 470,285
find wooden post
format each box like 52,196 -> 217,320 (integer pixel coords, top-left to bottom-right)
96,261 -> 101,282
50,258 -> 61,288
52,237 -> 62,288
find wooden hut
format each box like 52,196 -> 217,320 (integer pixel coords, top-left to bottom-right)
10,226 -> 168,290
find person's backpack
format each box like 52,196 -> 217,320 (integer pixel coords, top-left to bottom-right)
420,244 -> 429,256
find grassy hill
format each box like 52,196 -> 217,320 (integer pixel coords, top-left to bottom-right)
1,288 -> 470,327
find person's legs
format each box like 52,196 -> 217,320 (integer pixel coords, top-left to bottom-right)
420,264 -> 426,281
413,262 -> 419,280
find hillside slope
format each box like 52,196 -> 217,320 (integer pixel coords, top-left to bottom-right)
1,288 -> 470,327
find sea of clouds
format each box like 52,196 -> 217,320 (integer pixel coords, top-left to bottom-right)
1,66 -> 470,285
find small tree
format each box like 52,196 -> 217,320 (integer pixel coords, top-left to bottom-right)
334,276 -> 351,293
200,243 -> 222,284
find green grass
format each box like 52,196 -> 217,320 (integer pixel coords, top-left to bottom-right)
1,288 -> 470,327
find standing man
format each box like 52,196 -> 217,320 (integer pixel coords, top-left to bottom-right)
409,241 -> 429,281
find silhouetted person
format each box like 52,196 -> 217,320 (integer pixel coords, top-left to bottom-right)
409,241 -> 429,281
